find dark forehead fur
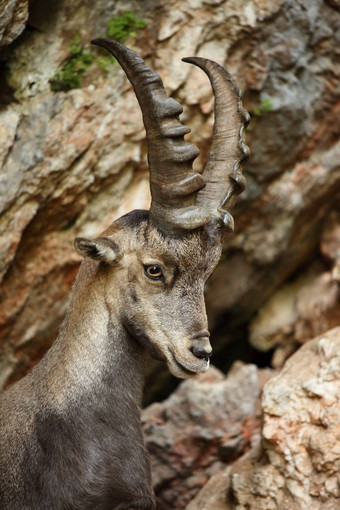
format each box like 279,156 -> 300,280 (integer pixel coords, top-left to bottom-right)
113,209 -> 222,269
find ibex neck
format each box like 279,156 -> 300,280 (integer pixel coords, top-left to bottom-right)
37,262 -> 145,410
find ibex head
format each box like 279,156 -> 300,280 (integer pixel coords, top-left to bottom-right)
75,39 -> 249,379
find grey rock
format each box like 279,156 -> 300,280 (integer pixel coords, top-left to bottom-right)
0,0 -> 28,49
189,327 -> 340,510
142,363 -> 269,509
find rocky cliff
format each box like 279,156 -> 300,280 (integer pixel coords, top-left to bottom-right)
0,0 -> 339,507
186,328 -> 340,510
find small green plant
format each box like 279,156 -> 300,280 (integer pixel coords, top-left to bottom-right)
96,56 -> 113,72
50,33 -> 94,92
107,11 -> 147,42
50,12 -> 147,92
252,98 -> 274,117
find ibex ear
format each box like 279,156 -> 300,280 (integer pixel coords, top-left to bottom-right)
74,237 -> 119,263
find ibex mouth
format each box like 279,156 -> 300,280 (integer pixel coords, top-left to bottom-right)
172,357 -> 198,377
168,349 -> 209,377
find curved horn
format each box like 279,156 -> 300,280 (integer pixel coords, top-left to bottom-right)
182,57 -> 250,231
91,39 -> 211,234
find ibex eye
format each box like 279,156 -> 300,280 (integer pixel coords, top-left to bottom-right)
144,265 -> 163,280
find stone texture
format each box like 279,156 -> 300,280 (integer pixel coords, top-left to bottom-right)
142,363 -> 272,509
0,0 -> 340,392
186,465 -> 234,510
0,0 -> 28,50
247,203 -> 340,365
188,327 -> 340,510
249,258 -> 340,366
321,208 -> 340,282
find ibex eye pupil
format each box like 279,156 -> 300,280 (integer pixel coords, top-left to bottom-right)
144,265 -> 163,280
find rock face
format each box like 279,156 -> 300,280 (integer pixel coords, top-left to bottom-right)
0,0 -> 339,401
142,363 -> 273,509
188,327 -> 340,509
248,206 -> 340,367
1,1 -> 340,508
0,0 -> 28,50
249,258 -> 340,366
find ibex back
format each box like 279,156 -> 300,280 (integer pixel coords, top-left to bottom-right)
0,39 -> 249,509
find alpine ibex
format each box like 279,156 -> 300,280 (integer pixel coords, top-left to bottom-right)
0,39 -> 249,509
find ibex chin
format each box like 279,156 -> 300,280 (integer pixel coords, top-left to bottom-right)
0,39 -> 249,509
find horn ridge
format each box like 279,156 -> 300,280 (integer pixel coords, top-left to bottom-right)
182,56 -> 250,230
92,38 -> 211,233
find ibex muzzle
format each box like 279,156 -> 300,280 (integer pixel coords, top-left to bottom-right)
0,39 -> 249,509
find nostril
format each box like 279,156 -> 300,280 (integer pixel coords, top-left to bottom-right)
190,345 -> 212,361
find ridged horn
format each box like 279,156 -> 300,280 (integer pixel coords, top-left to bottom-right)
91,38 -> 211,234
182,57 -> 250,231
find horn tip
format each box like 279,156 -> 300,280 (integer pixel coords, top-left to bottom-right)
221,211 -> 234,231
91,38 -> 123,53
91,38 -> 106,46
182,56 -> 205,67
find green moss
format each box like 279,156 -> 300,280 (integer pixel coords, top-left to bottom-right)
96,56 -> 113,72
107,11 -> 147,42
252,98 -> 274,117
49,11 -> 148,92
247,98 -> 274,129
50,33 -> 94,92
